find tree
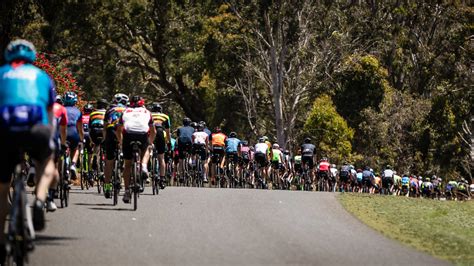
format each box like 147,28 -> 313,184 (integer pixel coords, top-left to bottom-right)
304,94 -> 354,163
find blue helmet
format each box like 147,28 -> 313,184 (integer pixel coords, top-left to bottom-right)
4,39 -> 37,63
63,91 -> 78,106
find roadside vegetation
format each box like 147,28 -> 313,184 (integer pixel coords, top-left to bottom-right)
339,194 -> 474,265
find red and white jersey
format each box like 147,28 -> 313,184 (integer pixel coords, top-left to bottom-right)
319,161 -> 330,171
192,131 -> 208,145
119,107 -> 153,134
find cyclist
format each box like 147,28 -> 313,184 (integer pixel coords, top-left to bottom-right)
238,140 -> 251,185
317,158 -> 331,188
446,179 -> 458,199
421,177 -> 433,198
64,91 -> 84,180
254,137 -> 270,184
361,166 -> 374,192
270,143 -> 284,188
89,99 -> 107,177
150,102 -> 171,189
300,137 -> 316,185
116,96 -> 155,203
210,127 -> 227,185
457,178 -> 469,199
382,165 -> 394,194
330,164 -> 338,184
393,171 -> 402,195
293,150 -> 303,186
224,132 -> 241,183
400,174 -> 410,196
0,39 -> 57,250
103,93 -> 128,198
431,175 -> 441,198
409,175 -> 419,197
199,121 -> 212,136
356,169 -> 363,192
339,162 -> 352,192
192,123 -> 209,182
82,103 -> 94,185
176,117 -> 194,182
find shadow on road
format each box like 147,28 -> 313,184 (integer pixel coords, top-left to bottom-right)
89,207 -> 134,212
74,203 -> 114,207
35,234 -> 78,246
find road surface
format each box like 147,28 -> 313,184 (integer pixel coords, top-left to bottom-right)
30,187 -> 448,265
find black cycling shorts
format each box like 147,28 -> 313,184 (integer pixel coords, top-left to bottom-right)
254,152 -> 267,167
211,147 -> 225,164
122,133 -> 149,160
339,171 -> 350,183
302,155 -> 314,169
154,127 -> 166,154
226,152 -> 239,164
192,143 -> 207,160
104,128 -> 118,160
178,140 -> 192,159
90,127 -> 104,146
0,125 -> 54,183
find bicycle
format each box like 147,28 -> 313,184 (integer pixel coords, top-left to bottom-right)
59,145 -> 71,208
6,160 -> 35,266
130,141 -> 142,211
225,153 -> 238,188
91,144 -> 105,194
193,148 -> 205,188
112,146 -> 123,206
301,164 -> 312,191
79,145 -> 90,191
150,147 -> 160,195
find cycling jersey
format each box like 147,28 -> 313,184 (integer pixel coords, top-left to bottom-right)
151,112 -> 170,129
177,126 -> 194,144
362,170 -> 373,179
82,113 -> 90,135
383,169 -> 394,178
192,131 -> 208,145
104,104 -> 126,129
119,106 -> 153,134
393,175 -> 402,185
211,132 -> 227,147
226,137 -> 240,153
422,181 -> 433,190
470,184 -> 474,193
170,138 -> 176,152
89,109 -> 106,128
65,106 -> 82,138
0,62 -> 55,130
301,143 -> 315,156
401,176 -> 410,186
356,173 -> 363,181
294,155 -> 302,165
319,161 -> 330,171
53,103 -> 68,127
271,149 -> 282,163
255,143 -> 268,154
330,167 -> 338,177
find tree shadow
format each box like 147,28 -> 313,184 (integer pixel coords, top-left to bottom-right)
89,207 -> 135,212
74,202 -> 114,207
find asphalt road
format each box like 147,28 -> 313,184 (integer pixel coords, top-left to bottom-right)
29,186 -> 448,266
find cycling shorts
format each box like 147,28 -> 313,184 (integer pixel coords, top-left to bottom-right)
178,140 -> 192,159
122,133 -> 149,160
302,155 -> 314,169
211,147 -> 225,164
271,161 -> 282,170
154,127 -> 166,154
90,127 -> 104,146
254,152 -> 267,167
104,128 -> 118,160
0,125 -> 53,183
226,152 -> 239,164
67,133 -> 80,151
192,143 -> 207,161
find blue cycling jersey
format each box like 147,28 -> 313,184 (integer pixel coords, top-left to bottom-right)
225,138 -> 240,153
356,173 -> 363,181
177,126 -> 194,143
66,106 -> 82,138
0,63 -> 55,131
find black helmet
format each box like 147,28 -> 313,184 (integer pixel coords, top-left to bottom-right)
199,121 -> 206,127
151,102 -> 162,112
55,95 -> 63,105
197,123 -> 205,131
304,137 -> 311,143
191,122 -> 198,128
183,117 -> 192,126
83,103 -> 94,114
97,98 -> 109,109
229,132 -> 237,138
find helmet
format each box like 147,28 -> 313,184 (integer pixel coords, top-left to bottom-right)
190,122 -> 198,128
214,126 -> 221,133
331,164 -> 336,168
321,157 -> 328,162
425,177 -> 430,182
241,140 -> 248,146
199,121 -> 206,127
197,123 -> 204,131
229,132 -> 237,138
386,165 -> 392,169
151,102 -> 162,112
113,93 -> 129,105
63,91 -> 78,106
83,103 -> 93,114
183,117 -> 192,126
97,98 -> 108,109
4,39 -> 36,63
130,95 -> 145,107
272,143 -> 279,149
258,137 -> 265,143
357,169 -> 362,173
304,137 -> 311,143
262,136 -> 269,141
284,150 -> 290,155
55,95 -> 63,104
418,176 -> 422,180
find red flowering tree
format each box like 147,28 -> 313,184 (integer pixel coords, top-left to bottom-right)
34,52 -> 85,106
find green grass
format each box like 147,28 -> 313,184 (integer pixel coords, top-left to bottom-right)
339,194 -> 474,265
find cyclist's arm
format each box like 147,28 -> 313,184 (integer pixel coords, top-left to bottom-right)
60,125 -> 67,145
77,118 -> 84,142
116,125 -> 123,145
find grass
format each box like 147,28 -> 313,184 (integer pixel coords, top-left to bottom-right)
339,194 -> 474,265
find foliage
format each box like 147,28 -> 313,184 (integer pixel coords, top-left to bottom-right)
339,194 -> 474,265
304,95 -> 354,163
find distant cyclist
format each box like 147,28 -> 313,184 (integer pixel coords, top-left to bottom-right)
210,127 -> 227,185
150,102 -> 171,189
300,137 -> 316,183
176,118 -> 194,182
82,103 -> 94,185
89,99 -> 108,175
192,123 -> 209,182
64,91 -> 84,179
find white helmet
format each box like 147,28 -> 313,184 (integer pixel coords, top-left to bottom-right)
114,93 -> 129,105
272,143 -> 279,149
